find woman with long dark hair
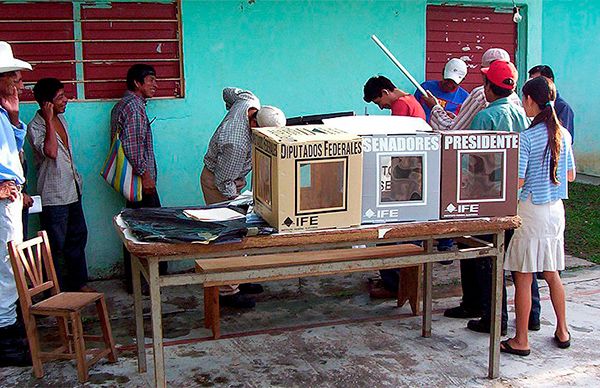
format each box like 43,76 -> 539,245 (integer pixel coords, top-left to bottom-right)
500,76 -> 576,356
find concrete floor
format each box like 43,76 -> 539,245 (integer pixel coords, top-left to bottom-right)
1,256 -> 599,387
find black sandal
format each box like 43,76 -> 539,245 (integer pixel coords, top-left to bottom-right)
500,339 -> 531,357
554,332 -> 571,349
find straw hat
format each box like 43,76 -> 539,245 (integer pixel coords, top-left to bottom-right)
0,41 -> 32,73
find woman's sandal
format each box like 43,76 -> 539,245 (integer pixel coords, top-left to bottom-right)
553,332 -> 571,349
500,339 -> 531,357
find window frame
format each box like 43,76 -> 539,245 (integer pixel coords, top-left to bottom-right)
4,0 -> 184,102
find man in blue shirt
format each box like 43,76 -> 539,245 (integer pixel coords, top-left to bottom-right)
0,41 -> 32,366
415,58 -> 469,123
416,58 -> 470,253
528,65 -> 575,143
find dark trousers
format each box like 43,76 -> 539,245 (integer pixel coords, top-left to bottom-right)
459,231 -> 541,325
378,241 -> 423,292
123,190 -> 168,292
21,209 -> 29,239
40,200 -> 88,292
380,269 -> 400,292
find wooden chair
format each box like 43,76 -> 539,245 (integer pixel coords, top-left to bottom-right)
7,231 -> 117,383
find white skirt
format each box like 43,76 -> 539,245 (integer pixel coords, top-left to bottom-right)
504,196 -> 565,272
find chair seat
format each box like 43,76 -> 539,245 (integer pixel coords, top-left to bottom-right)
31,292 -> 103,314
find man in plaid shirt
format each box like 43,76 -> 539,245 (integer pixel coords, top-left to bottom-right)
421,48 -> 521,131
111,64 -> 166,293
201,87 -> 285,308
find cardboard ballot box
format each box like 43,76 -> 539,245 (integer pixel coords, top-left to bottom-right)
323,116 -> 440,223
439,130 -> 519,219
252,125 -> 363,232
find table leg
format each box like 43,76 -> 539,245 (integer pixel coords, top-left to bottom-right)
131,255 -> 146,373
149,260 -> 166,388
488,231 -> 505,379
204,287 -> 212,329
422,240 -> 433,338
208,287 -> 221,339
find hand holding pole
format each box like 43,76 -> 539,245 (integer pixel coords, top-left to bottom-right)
371,34 -> 427,96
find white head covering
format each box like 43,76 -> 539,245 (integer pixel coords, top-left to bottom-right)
257,106 -> 286,127
481,48 -> 510,67
0,41 -> 32,73
443,58 -> 468,84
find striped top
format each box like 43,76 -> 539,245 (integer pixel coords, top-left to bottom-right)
429,85 -> 521,131
519,123 -> 575,204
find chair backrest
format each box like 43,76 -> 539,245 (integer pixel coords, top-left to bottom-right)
7,231 -> 61,310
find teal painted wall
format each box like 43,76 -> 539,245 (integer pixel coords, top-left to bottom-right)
22,0 -> 593,278
20,0 -> 428,278
541,0 -> 600,176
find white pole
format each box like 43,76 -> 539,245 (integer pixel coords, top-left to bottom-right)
371,34 -> 427,96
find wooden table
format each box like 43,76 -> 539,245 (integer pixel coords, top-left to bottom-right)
114,215 -> 520,388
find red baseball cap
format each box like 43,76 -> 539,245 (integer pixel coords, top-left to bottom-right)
481,60 -> 518,90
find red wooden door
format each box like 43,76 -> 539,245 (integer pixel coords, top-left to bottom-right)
426,5 -> 517,93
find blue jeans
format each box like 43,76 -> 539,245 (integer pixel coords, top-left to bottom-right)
437,238 -> 454,251
40,200 -> 89,292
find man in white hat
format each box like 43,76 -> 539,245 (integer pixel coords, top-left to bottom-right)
415,58 -> 470,253
414,58 -> 469,123
0,41 -> 32,366
423,48 -> 521,130
201,87 -> 285,309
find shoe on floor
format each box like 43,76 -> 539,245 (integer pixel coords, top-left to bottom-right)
0,341 -> 32,367
443,305 -> 482,319
220,293 -> 256,309
369,286 -> 396,299
238,283 -> 264,294
467,319 -> 507,336
500,339 -> 530,357
553,331 -> 571,349
0,324 -> 32,367
528,320 -> 541,331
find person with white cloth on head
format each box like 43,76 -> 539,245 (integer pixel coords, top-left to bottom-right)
422,48 -> 522,130
201,87 -> 285,309
0,41 -> 32,366
414,58 -> 469,123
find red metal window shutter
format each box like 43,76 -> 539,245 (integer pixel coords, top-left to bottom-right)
426,5 -> 517,93
0,2 -> 76,102
81,1 -> 182,99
